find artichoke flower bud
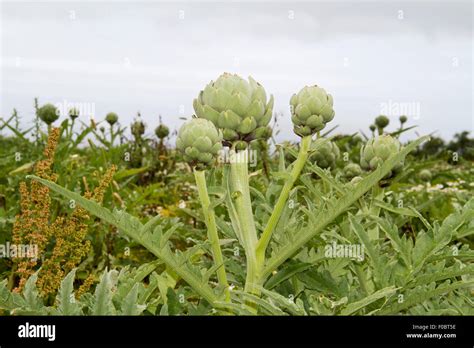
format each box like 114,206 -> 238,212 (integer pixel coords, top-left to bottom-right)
106,112 -> 119,126
418,169 -> 432,182
176,118 -> 223,168
369,124 -> 376,132
193,73 -> 274,147
290,85 -> 335,137
310,139 -> 340,169
131,120 -> 145,138
37,104 -> 59,125
360,135 -> 403,178
375,115 -> 390,129
399,115 -> 408,124
343,163 -> 363,179
69,107 -> 79,120
155,124 -> 170,139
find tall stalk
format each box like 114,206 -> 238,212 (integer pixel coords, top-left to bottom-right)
229,150 -> 259,295
256,135 -> 312,263
194,169 -> 230,301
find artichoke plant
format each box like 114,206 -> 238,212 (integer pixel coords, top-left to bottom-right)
193,73 -> 273,149
176,118 -> 222,168
106,112 -> 118,126
360,135 -> 403,177
37,104 -> 59,125
155,124 -> 170,139
290,85 -> 335,137
310,139 -> 340,169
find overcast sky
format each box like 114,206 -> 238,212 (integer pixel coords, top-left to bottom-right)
1,0 -> 472,142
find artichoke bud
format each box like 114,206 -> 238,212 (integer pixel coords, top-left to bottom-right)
399,115 -> 408,124
37,104 -> 60,125
106,112 -> 119,126
193,72 -> 273,146
155,124 -> 170,139
290,85 -> 335,137
132,121 -> 145,137
176,118 -> 222,168
375,115 -> 390,129
310,139 -> 340,169
418,169 -> 432,182
343,163 -> 362,179
369,124 -> 376,132
69,108 -> 79,120
360,135 -> 403,177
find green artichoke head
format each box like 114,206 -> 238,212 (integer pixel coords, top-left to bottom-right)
343,163 -> 363,179
310,139 -> 340,169
375,115 -> 390,129
369,124 -> 376,132
193,73 -> 274,147
131,120 -> 145,137
360,135 -> 403,177
155,124 -> 170,139
290,85 -> 335,137
399,115 -> 408,124
418,169 -> 432,182
68,107 -> 79,120
106,112 -> 119,126
37,104 -> 59,125
176,118 -> 223,168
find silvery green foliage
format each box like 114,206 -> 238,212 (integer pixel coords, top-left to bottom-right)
37,104 -> 59,125
176,118 -> 222,167
0,265 -> 156,315
290,85 -> 335,137
310,139 -> 340,169
360,135 -> 403,177
193,73 -> 274,146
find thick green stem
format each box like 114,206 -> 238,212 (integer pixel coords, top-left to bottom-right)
256,135 -> 312,261
110,125 -> 114,146
194,169 -> 230,302
229,150 -> 259,295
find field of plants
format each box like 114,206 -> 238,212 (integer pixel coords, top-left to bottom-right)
0,73 -> 473,316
